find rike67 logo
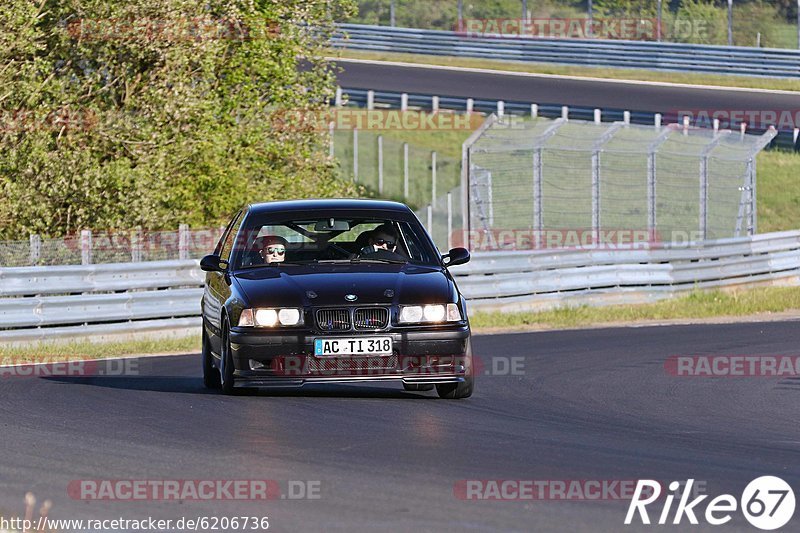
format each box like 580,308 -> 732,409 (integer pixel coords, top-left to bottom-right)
626,477 -> 795,530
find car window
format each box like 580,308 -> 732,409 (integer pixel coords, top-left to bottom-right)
214,210 -> 241,256
230,215 -> 439,268
219,211 -> 244,262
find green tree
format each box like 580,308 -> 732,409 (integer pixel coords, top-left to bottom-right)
0,0 -> 358,239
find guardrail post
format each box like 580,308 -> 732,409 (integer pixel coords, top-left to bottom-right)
432,96 -> 439,112
793,128 -> 799,146
431,151 -> 437,203
353,127 -> 359,182
561,106 -> 569,120
594,109 -> 601,124
335,87 -> 343,107
179,224 -> 189,260
497,101 -> 504,119
400,93 -> 408,111
447,191 -> 453,250
655,113 -> 662,128
623,111 -> 631,125
531,104 -> 538,119
81,230 -> 92,265
403,142 -> 409,200
377,134 -> 384,194
366,90 -> 374,110
29,234 -> 41,265
466,98 -> 474,115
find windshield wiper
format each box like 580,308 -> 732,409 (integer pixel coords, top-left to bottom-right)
237,261 -> 315,269
350,257 -> 406,264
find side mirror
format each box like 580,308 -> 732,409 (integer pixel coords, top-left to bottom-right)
443,247 -> 470,267
200,254 -> 228,272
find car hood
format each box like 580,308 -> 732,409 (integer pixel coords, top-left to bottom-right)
233,263 -> 455,308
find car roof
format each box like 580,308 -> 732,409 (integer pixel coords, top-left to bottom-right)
247,198 -> 413,216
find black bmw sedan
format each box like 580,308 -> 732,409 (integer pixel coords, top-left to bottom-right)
200,199 -> 473,399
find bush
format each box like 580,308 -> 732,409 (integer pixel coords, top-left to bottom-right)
0,0 -> 359,239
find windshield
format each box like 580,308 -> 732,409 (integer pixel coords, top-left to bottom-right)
229,214 -> 440,269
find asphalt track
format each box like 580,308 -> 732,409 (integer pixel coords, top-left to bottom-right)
2,320 -> 800,532
335,59 -> 800,114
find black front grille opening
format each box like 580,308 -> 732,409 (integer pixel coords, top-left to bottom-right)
316,308 -> 351,331
353,307 -> 389,329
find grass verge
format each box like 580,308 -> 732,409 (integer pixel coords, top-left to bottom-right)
334,49 -> 800,93
0,336 -> 200,365
470,286 -> 800,331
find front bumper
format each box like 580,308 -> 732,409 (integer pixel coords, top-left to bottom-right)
229,325 -> 470,387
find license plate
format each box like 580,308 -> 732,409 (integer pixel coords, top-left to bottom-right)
314,337 -> 392,356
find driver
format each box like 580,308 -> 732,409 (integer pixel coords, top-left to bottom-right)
360,224 -> 405,261
259,235 -> 288,264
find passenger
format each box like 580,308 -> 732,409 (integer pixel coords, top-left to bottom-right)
259,235 -> 288,264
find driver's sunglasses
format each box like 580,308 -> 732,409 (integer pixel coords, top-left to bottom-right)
374,239 -> 395,248
266,247 -> 285,255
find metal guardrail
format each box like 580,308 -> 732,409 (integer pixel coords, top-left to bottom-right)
333,24 -> 800,79
2,230 -> 800,343
340,88 -> 800,151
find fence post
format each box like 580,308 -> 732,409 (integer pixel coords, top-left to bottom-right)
647,152 -> 656,237
591,151 -> 600,238
29,234 -> 41,265
699,156 -> 709,241
329,122 -> 335,158
179,224 -> 189,260
431,151 -> 437,203
657,0 -> 663,41
447,191 -> 453,250
403,142 -> 409,200
81,229 -> 92,265
378,134 -> 384,195
532,148 -> 543,249
426,205 -> 433,235
353,127 -> 359,182
131,227 -> 143,262
749,158 -> 757,235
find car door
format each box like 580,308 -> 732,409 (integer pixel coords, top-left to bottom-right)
204,210 -> 243,354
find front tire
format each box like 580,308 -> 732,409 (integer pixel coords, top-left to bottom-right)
202,323 -> 221,390
219,321 -> 237,395
436,342 -> 474,399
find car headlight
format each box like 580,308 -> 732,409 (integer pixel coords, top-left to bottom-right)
238,308 -> 303,327
399,303 -> 462,324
